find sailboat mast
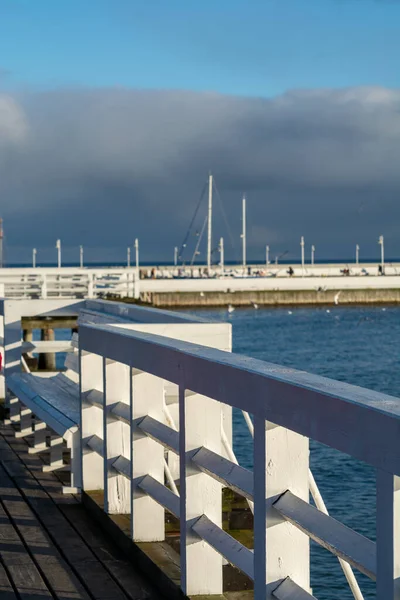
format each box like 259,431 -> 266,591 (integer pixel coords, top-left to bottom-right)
207,173 -> 213,269
242,195 -> 246,267
0,218 -> 3,269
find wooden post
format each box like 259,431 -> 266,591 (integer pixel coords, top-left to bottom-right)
0,299 -> 4,400
38,328 -> 56,371
376,471 -> 400,599
3,301 -> 22,420
265,421 -> 310,595
80,351 -> 104,491
88,273 -> 94,299
253,415 -> 267,600
28,420 -> 48,454
179,385 -> 223,596
104,359 -> 130,514
131,371 -> 165,541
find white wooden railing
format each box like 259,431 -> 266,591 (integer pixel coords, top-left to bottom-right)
0,268 -> 139,299
79,322 -> 400,599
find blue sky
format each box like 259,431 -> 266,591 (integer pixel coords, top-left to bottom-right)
2,0 -> 400,96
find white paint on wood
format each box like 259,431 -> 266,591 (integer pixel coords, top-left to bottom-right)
376,471 -> 400,599
272,577 -> 317,599
138,474 -> 180,518
273,490 -> 375,580
112,454 -> 130,478
104,359 -> 131,514
111,401 -> 130,424
179,386 -> 223,596
192,514 -> 254,579
28,420 -> 47,454
192,446 -> 253,500
21,340 -> 73,354
266,425 -> 310,596
86,434 -> 104,457
80,351 -> 104,490
138,415 -> 179,454
131,370 -> 165,542
254,415 -> 267,600
79,322 -> 400,477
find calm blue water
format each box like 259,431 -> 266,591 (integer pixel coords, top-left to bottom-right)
181,305 -> 400,599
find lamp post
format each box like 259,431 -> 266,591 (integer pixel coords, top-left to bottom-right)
300,236 -> 305,276
80,245 -> 84,268
32,248 -> 37,268
134,238 -> 139,273
219,237 -> 224,275
266,245 -> 270,266
174,246 -> 178,266
127,247 -> 131,267
356,244 -> 359,265
56,239 -> 61,268
378,235 -> 384,273
241,195 -> 246,268
311,245 -> 315,266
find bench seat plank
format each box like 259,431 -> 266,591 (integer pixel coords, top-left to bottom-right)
7,373 -> 79,436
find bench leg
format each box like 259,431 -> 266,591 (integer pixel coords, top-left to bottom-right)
8,396 -> 20,425
15,406 -> 33,438
42,435 -> 64,472
63,430 -> 81,494
28,420 -> 49,454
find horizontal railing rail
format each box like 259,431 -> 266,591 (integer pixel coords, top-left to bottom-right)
80,323 -> 400,474
79,322 -> 400,599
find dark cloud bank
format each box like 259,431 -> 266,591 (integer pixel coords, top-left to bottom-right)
0,86 -> 399,263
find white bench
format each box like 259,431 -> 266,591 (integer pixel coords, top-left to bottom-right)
7,333 -> 81,493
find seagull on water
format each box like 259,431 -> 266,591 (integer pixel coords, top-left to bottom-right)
334,291 -> 341,305
228,305 -> 235,314
253,302 -> 259,309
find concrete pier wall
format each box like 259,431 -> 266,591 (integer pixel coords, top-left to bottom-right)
149,288 -> 400,307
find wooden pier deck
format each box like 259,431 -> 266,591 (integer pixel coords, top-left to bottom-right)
0,422 -> 162,600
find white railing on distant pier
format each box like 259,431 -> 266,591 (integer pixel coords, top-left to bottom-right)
79,322 -> 400,599
2,264 -> 400,300
0,267 -> 139,299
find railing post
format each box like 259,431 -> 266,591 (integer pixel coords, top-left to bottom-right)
376,470 -> 400,599
104,359 -> 130,513
266,421 -> 310,596
134,269 -> 140,300
179,385 -> 223,596
130,371 -> 165,541
88,273 -> 94,299
80,350 -> 104,491
0,296 -> 5,401
254,415 -> 267,600
41,274 -> 47,299
3,301 -> 22,419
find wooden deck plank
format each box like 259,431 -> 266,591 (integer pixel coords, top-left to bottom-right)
0,502 -> 52,599
0,464 -> 91,600
0,425 -> 163,600
0,563 -> 18,600
60,503 -> 156,600
0,459 -> 128,599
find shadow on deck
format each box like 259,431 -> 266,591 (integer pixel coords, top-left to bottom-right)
0,423 -> 253,600
0,423 -> 163,600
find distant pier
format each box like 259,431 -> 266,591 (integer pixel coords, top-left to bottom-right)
1,262 -> 400,306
